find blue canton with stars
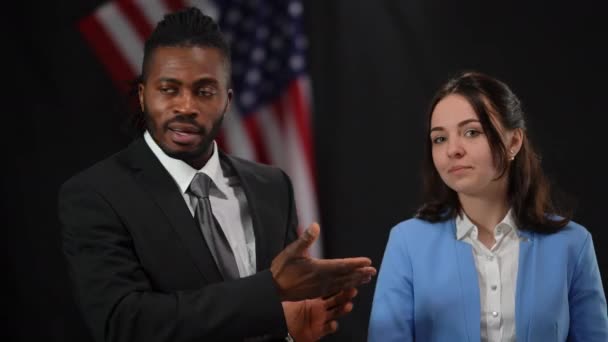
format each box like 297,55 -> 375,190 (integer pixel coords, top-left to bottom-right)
215,0 -> 308,116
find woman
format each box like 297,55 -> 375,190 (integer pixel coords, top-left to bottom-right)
368,71 -> 607,341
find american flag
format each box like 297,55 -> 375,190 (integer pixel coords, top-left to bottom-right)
78,0 -> 322,257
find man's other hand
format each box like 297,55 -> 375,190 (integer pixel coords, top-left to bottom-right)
282,288 -> 358,342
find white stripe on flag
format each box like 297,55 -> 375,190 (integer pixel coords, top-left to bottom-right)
134,0 -> 170,25
255,105 -> 286,167
281,91 -> 322,258
184,0 -> 220,21
297,76 -> 313,115
221,108 -> 256,161
96,2 -> 143,73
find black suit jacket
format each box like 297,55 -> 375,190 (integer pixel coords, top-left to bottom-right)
58,137 -> 298,342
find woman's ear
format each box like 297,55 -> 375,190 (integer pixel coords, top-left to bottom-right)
507,128 -> 524,160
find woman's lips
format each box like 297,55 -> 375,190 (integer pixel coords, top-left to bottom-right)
448,166 -> 472,173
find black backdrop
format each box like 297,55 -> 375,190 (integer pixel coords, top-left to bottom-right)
4,1 -> 607,341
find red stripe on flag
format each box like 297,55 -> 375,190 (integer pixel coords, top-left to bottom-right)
163,0 -> 187,12
287,80 -> 316,182
78,15 -> 136,92
116,0 -> 154,40
243,114 -> 271,165
271,101 -> 286,130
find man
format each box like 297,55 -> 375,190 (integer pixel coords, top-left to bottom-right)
58,6 -> 376,342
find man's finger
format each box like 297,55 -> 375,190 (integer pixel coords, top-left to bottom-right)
322,290 -> 342,308
341,270 -> 375,288
321,320 -> 339,337
322,271 -> 375,295
315,257 -> 373,275
326,302 -> 354,321
317,264 -> 376,282
324,288 -> 357,309
289,222 -> 320,256
323,291 -> 346,309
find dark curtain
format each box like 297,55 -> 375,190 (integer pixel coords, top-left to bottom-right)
307,1 -> 607,341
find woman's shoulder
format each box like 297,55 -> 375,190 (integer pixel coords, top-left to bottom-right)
560,220 -> 590,235
534,219 -> 592,250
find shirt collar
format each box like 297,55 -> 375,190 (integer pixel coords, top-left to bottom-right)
144,131 -> 224,195
456,208 -> 518,240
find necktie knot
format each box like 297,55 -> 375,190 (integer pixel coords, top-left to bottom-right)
189,173 -> 212,199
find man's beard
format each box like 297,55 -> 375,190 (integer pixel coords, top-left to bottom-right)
143,108 -> 225,162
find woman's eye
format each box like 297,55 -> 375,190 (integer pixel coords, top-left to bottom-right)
432,136 -> 446,144
464,129 -> 481,137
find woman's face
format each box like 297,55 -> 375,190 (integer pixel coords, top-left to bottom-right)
429,94 -> 507,198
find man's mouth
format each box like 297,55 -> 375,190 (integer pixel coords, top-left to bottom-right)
168,124 -> 201,135
170,128 -> 197,136
167,124 -> 203,144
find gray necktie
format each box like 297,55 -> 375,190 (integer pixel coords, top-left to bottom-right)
188,173 -> 240,280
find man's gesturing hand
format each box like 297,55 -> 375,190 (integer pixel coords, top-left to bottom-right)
271,223 -> 376,301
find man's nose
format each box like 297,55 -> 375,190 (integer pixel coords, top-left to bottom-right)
174,92 -> 199,115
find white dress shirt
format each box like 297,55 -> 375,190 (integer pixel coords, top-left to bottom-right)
456,209 -> 522,342
144,131 -> 256,277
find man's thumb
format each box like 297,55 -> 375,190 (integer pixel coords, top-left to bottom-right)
293,222 -> 320,255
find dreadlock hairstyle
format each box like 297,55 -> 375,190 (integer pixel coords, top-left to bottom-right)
141,6 -> 231,81
415,71 -> 572,234
128,7 -> 231,131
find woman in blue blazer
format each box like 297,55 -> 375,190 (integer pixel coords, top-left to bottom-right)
368,71 -> 607,341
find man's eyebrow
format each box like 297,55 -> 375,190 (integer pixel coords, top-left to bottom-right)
193,78 -> 220,87
157,77 -> 182,84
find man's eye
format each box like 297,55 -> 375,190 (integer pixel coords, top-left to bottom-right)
160,87 -> 176,94
198,89 -> 216,97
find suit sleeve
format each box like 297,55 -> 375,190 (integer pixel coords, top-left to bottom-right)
281,170 -> 299,246
568,232 -> 608,341
368,225 -> 414,342
59,178 -> 288,342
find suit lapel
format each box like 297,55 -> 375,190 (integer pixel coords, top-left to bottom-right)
453,222 -> 481,342
124,138 -> 223,283
221,154 -> 273,271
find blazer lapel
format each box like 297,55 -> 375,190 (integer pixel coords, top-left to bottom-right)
515,230 -> 535,342
453,222 -> 481,342
220,154 -> 273,271
124,138 -> 223,283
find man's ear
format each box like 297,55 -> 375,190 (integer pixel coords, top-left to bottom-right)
224,88 -> 233,113
138,83 -> 145,112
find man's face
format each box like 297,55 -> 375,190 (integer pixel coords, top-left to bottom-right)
139,46 -> 232,167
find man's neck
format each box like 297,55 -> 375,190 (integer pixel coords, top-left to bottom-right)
185,148 -> 214,170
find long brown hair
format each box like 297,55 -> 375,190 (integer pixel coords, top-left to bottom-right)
416,71 -> 571,233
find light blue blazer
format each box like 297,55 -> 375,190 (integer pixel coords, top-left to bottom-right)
368,218 -> 607,341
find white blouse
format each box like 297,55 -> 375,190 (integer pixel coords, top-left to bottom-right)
456,210 -> 524,342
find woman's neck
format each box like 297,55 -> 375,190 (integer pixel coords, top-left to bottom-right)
459,191 -> 509,238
